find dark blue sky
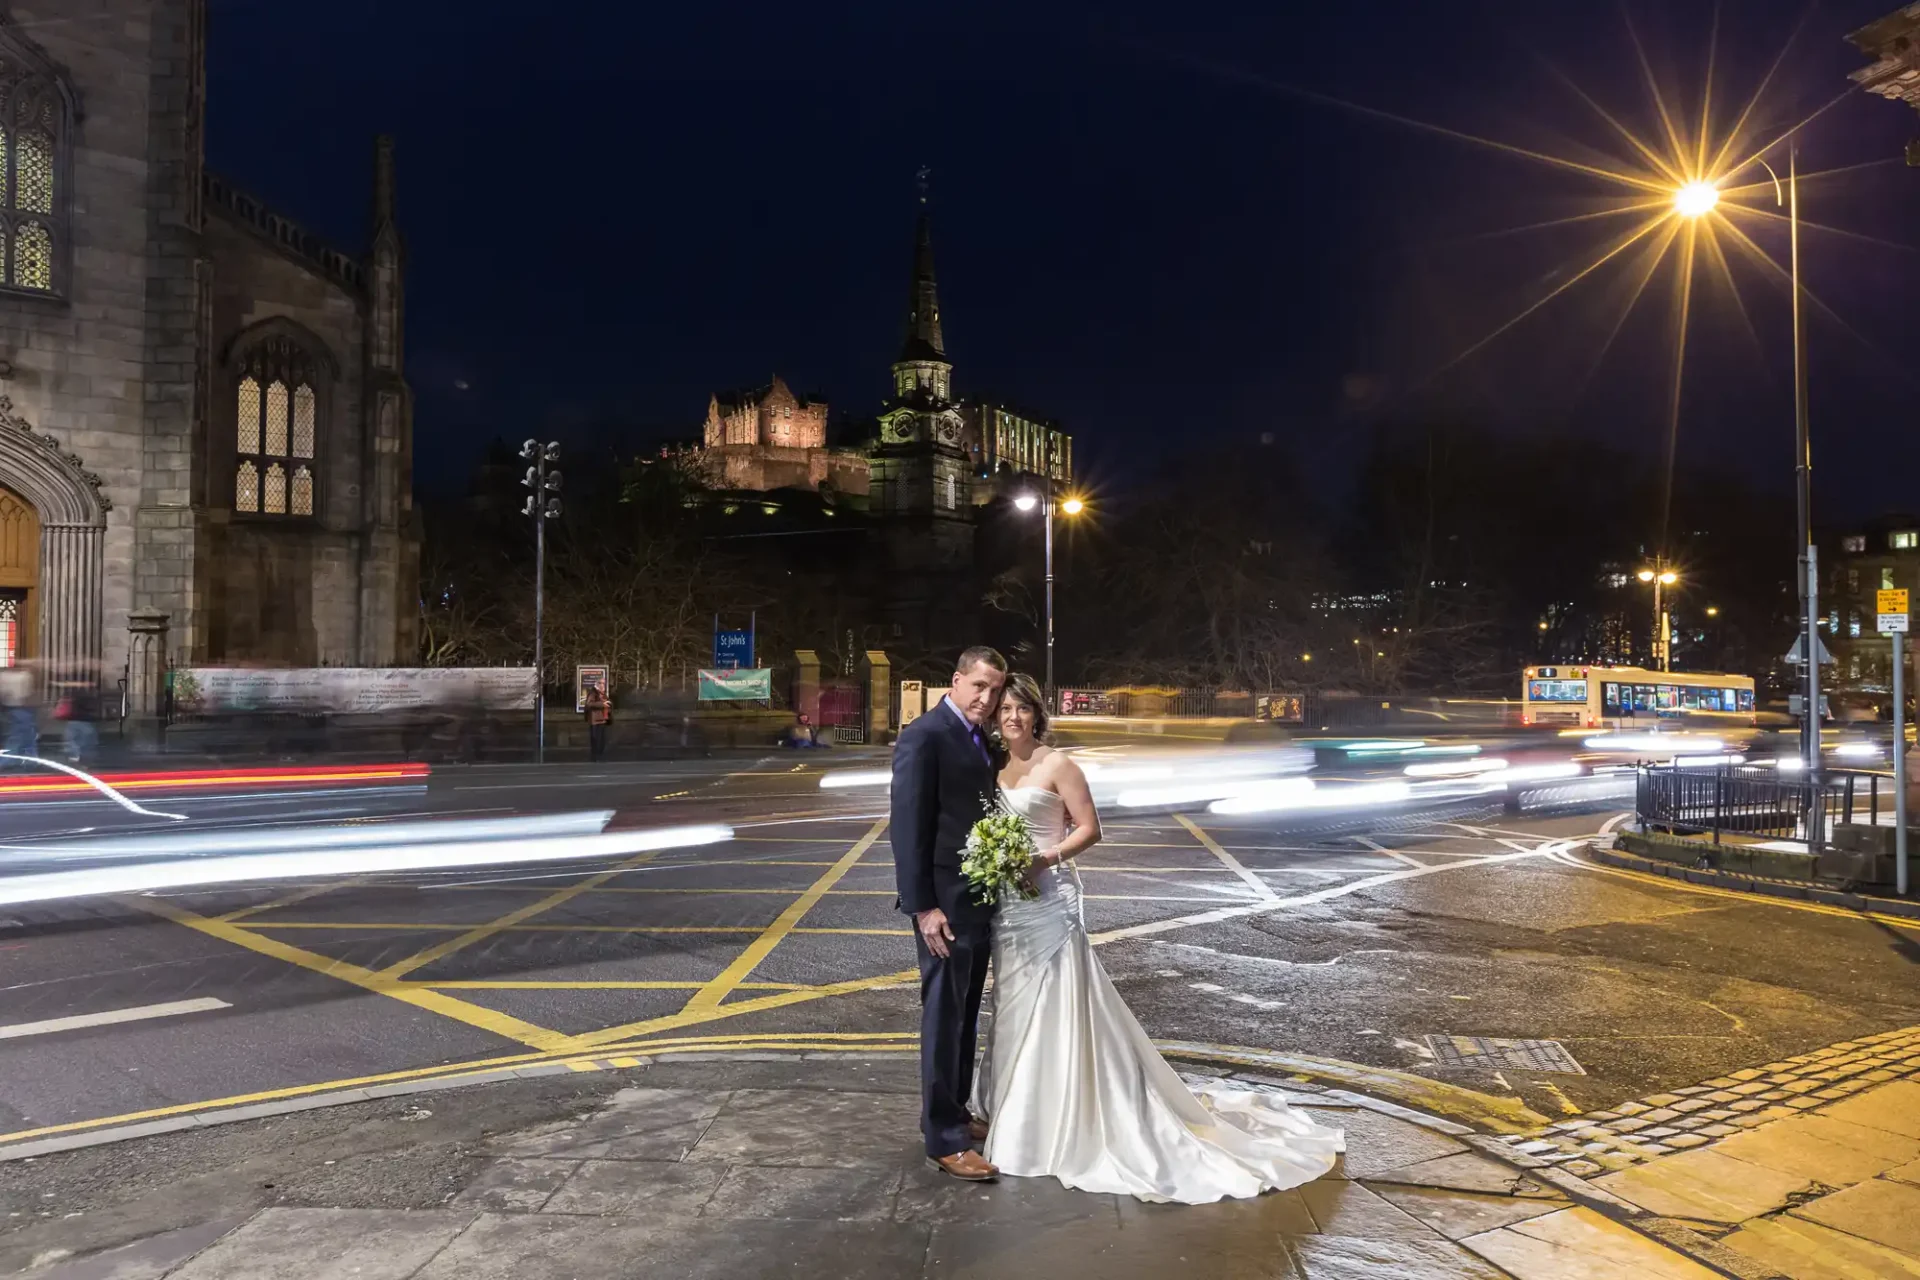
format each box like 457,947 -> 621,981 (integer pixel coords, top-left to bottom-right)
207,0 -> 1920,516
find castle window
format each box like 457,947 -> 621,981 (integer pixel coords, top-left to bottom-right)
233,337 -> 323,517
0,55 -> 72,297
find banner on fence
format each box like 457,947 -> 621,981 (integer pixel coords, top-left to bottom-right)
171,667 -> 538,715
698,668 -> 772,702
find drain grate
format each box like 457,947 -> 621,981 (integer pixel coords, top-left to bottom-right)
1427,1035 -> 1586,1075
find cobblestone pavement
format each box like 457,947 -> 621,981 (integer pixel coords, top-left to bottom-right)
1497,1023 -> 1920,1176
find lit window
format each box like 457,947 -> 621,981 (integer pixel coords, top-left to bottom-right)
0,64 -> 71,295
233,337 -> 321,517
1850,610 -> 1862,638
1843,535 -> 1866,553
1894,531 -> 1918,550
1884,568 -> 1897,592
235,460 -> 259,512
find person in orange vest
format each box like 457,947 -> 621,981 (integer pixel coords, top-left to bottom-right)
583,681 -> 611,762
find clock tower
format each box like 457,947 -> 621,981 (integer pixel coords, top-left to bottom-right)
871,185 -> 970,530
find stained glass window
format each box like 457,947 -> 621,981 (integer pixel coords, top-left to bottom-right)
0,595 -> 17,668
265,381 -> 289,455
237,377 -> 261,453
15,128 -> 49,214
236,337 -> 321,516
13,222 -> 47,290
235,461 -> 259,513
292,385 -> 315,458
0,66 -> 68,295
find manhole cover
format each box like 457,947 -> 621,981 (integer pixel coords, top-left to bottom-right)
1427,1035 -> 1586,1075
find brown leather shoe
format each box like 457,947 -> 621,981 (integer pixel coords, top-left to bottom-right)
967,1116 -> 990,1142
929,1149 -> 999,1181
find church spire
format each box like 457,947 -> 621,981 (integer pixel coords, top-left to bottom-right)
899,166 -> 947,365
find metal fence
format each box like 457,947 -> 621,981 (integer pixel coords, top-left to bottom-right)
1636,764 -> 1893,847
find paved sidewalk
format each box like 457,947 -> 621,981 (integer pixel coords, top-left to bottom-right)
10,1056 -> 1749,1280
1490,1025 -> 1920,1278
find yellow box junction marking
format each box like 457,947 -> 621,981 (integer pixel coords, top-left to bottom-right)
680,818 -> 888,1014
373,850 -> 663,981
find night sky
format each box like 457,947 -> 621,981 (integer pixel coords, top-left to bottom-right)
207,1 -> 1920,518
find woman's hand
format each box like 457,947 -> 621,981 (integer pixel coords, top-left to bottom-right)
1018,848 -> 1060,895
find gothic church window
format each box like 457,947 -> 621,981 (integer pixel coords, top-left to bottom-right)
233,338 -> 321,516
0,52 -> 70,296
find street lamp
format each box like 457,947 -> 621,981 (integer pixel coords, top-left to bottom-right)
1674,151 -> 1820,780
1011,482 -> 1087,704
521,439 -> 563,764
1636,565 -> 1679,672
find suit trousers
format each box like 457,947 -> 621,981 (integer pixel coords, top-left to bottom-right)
916,916 -> 993,1157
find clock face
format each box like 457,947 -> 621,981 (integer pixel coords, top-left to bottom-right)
884,415 -> 915,443
936,418 -> 961,445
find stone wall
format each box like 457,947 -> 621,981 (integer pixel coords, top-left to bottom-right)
0,0 -> 176,684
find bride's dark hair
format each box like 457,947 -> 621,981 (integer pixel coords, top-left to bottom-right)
995,672 -> 1052,746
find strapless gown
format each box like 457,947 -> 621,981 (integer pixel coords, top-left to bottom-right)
972,786 -> 1344,1204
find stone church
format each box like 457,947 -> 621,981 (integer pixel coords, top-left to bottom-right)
0,0 -> 416,699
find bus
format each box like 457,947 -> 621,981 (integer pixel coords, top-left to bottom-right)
1522,665 -> 1756,730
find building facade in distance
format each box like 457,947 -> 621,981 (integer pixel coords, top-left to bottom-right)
699,376 -> 868,496
0,1 -> 417,687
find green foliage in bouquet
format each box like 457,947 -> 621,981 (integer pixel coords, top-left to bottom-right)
961,798 -> 1040,906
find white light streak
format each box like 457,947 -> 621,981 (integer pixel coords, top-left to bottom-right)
0,823 -> 734,908
1208,781 -> 1409,816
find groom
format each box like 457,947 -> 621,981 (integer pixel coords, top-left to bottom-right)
892,645 -> 1007,1180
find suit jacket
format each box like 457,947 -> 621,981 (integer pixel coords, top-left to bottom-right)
891,700 -> 997,929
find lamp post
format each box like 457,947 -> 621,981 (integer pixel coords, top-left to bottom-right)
1013,484 -> 1086,705
521,439 -> 563,764
1637,563 -> 1678,672
1674,153 -> 1820,781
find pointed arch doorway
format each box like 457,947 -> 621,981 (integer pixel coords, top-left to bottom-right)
0,485 -> 38,667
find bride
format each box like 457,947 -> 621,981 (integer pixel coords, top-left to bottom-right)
971,672 -> 1344,1204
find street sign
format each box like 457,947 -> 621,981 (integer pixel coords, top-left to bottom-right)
713,629 -> 753,670
1784,634 -> 1835,666
1880,614 -> 1910,633
698,668 -> 771,701
1881,589 -> 1911,615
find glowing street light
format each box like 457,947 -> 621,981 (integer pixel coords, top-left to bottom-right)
1012,474 -> 1089,702
1673,181 -> 1720,218
1637,564 -> 1678,671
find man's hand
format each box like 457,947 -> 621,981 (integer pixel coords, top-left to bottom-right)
916,907 -> 955,958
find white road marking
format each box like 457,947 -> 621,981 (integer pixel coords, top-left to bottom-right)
0,997 -> 230,1041
1173,814 -> 1278,900
1088,842 -> 1570,946
1600,811 -> 1633,835
1353,837 -> 1424,868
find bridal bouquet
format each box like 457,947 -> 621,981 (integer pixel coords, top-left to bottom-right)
961,798 -> 1041,906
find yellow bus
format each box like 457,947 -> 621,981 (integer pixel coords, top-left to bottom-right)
1522,665 -> 1756,730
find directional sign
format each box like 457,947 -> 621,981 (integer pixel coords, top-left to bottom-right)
1881,589 -> 1910,615
1784,634 -> 1835,666
1880,614 -> 1910,633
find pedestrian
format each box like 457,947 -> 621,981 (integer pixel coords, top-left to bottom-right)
583,680 -> 611,762
0,664 -> 36,762
60,675 -> 99,767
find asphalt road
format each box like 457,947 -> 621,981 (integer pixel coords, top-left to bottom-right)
0,750 -> 1916,1152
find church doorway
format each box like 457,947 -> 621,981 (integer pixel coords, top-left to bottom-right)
0,486 -> 39,667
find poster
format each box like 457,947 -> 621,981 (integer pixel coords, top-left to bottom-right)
698,668 -> 772,702
171,667 -> 538,715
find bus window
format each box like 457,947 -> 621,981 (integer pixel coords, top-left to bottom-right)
1721,689 -> 1737,712
1657,685 -> 1676,710
1738,689 -> 1753,712
1634,684 -> 1654,711
1603,683 -> 1622,714
1680,687 -> 1700,710
1527,679 -> 1587,703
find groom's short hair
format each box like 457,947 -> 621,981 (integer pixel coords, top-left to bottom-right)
954,645 -> 1007,676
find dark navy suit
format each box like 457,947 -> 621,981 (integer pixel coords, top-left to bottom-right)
892,698 -> 996,1157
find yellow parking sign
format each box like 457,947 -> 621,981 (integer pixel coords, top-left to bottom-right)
1880,588 -> 1910,616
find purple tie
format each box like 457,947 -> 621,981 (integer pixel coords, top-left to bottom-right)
969,724 -> 990,765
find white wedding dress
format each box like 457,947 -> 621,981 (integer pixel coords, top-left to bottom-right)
972,786 -> 1344,1204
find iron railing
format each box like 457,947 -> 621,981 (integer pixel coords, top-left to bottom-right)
1636,764 -> 1892,848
